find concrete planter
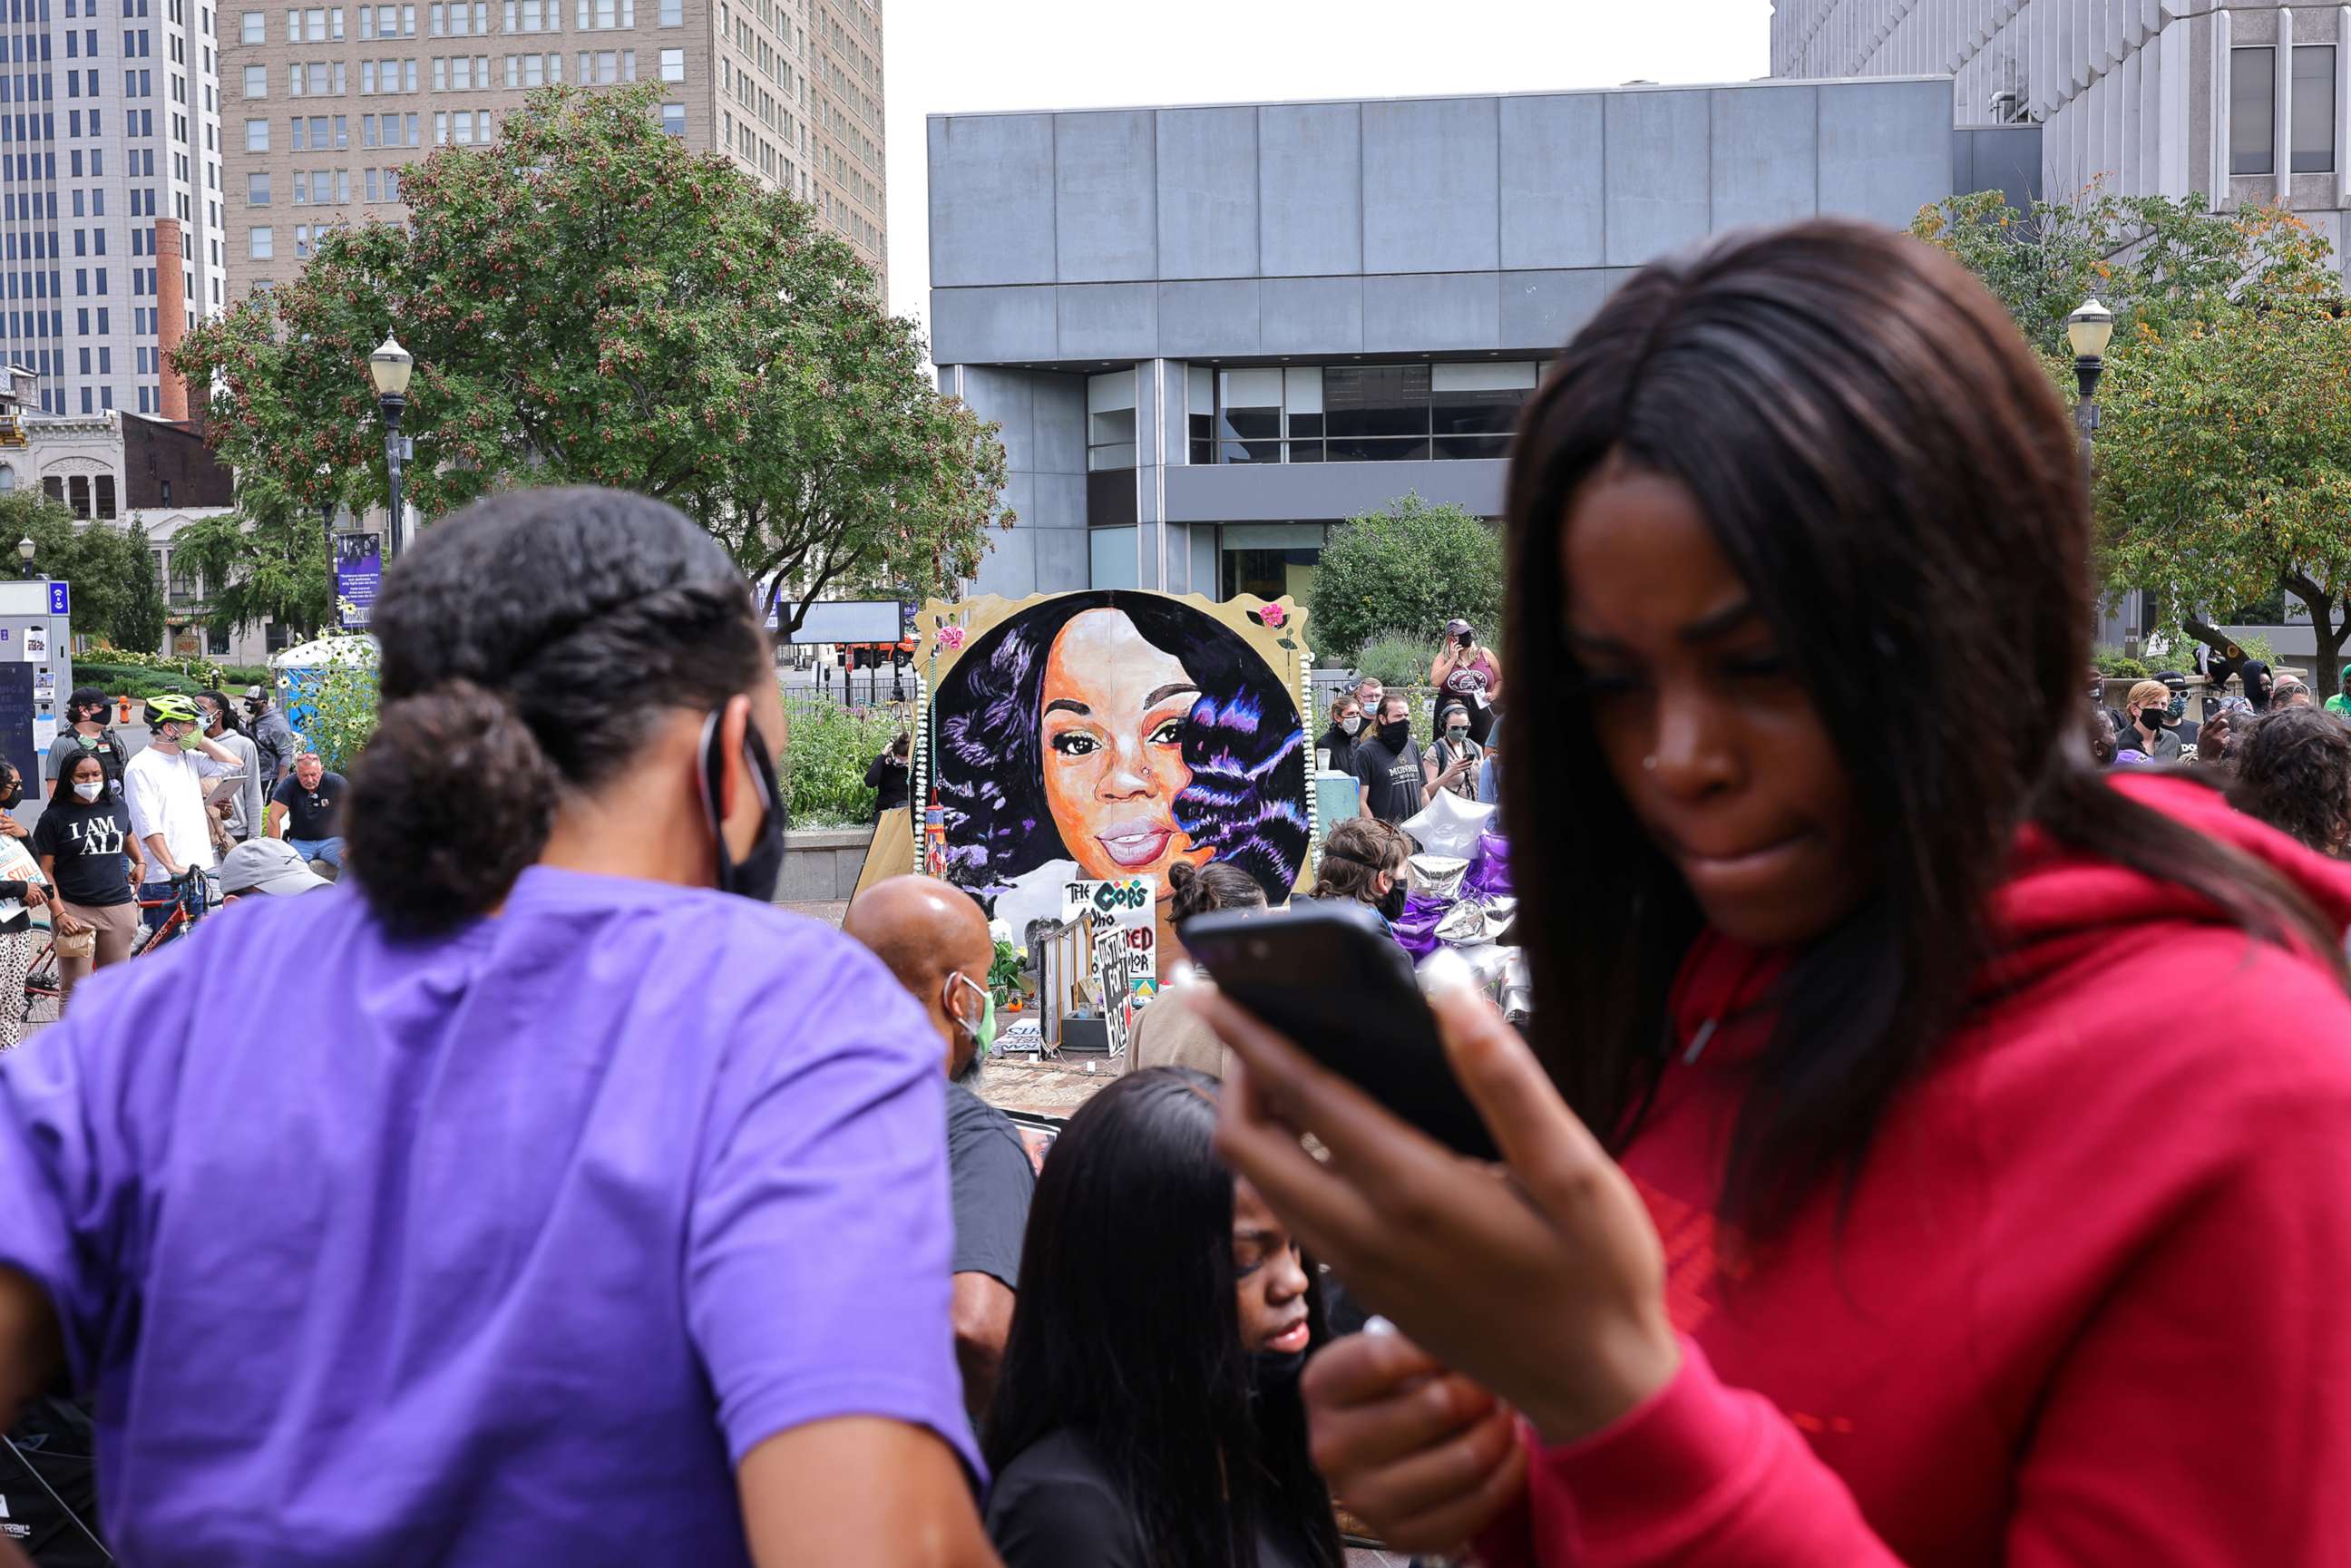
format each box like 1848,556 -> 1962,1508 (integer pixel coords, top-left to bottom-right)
777,824 -> 877,904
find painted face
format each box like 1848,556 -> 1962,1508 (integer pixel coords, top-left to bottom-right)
1039,608 -> 1210,889
1232,1180 -> 1311,1357
1565,464 -> 1869,948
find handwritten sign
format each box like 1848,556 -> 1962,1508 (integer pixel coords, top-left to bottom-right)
1092,924 -> 1130,1057
1122,922 -> 1156,989
1065,877 -> 1153,922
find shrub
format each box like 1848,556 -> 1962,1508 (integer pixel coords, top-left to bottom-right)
1353,634 -> 1440,692
1307,494 -> 1504,666
785,699 -> 903,828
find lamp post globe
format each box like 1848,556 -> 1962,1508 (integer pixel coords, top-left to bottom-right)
369,334 -> 413,565
14,536 -> 33,580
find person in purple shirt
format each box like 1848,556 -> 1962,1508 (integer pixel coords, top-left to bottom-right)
0,488 -> 1000,1568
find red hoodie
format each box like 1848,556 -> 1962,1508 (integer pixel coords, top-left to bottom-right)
1476,773 -> 2351,1567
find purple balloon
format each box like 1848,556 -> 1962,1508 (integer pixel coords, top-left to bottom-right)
1464,828 -> 1513,901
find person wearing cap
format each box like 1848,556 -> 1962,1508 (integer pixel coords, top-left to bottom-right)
218,837 -> 331,899
44,687 -> 131,802
1429,617 -> 1503,745
243,683 -> 298,786
2151,670 -> 2200,751
2123,678 -> 2183,762
122,694 -> 245,932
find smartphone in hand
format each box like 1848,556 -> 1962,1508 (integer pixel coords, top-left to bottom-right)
1180,901 -> 1499,1160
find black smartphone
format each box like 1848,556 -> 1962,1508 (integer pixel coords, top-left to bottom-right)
1180,901 -> 1498,1160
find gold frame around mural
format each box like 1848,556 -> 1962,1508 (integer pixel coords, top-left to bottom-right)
855,589 -> 1318,905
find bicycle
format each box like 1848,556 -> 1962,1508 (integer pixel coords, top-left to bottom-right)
132,871 -> 214,959
21,917 -> 58,1031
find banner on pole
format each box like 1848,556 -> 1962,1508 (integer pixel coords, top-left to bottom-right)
335,533 -> 383,629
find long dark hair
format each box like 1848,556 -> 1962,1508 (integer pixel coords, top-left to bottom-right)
935,591 -> 1309,901
1503,219 -> 2351,1235
49,746 -> 104,806
2229,707 -> 2351,856
347,486 -> 769,931
984,1069 -> 1341,1568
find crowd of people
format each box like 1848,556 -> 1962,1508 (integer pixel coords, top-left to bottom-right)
2,217 -> 2351,1568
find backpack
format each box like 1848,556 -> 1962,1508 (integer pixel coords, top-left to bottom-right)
2,1396 -> 108,1566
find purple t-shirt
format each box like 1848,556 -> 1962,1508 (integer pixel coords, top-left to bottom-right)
0,866 -> 979,1566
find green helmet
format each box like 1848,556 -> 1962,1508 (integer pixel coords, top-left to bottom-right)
143,693 -> 203,728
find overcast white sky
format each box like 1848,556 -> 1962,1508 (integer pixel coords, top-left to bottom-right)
881,0 -> 1774,326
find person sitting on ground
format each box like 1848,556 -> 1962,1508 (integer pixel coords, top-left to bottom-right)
265,751 -> 348,872
843,874 -> 1038,1428
1317,695 -> 1366,780
217,836 -> 333,900
2122,678 -> 2182,762
34,750 -> 143,1012
0,487 -> 999,1566
864,733 -> 912,822
1129,859 -> 1269,1080
982,1067 -> 1342,1568
2227,706 -> 2351,858
196,690 -> 266,846
44,687 -> 130,802
1312,816 -> 1412,933
1424,701 -> 1484,803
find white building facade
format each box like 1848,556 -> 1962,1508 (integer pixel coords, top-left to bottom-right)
1773,1 -> 2351,278
0,0 -> 229,418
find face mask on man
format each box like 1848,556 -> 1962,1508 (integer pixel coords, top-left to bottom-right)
73,780 -> 102,803
949,971 -> 997,1058
1340,715 -> 1362,736
1378,718 -> 1410,751
1377,881 -> 1408,922
2167,695 -> 2186,722
698,709 -> 785,903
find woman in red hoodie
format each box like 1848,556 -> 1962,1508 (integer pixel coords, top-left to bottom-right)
1202,219 -> 2351,1566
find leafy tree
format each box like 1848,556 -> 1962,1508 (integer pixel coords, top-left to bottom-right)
168,475 -> 333,642
175,83 -> 1011,634
1916,188 -> 2350,694
1307,495 -> 1503,667
0,492 -> 166,653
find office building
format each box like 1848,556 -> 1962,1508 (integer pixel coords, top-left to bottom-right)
0,0 -> 228,420
927,78 -> 2038,602
223,0 -> 884,296
1771,2 -> 2351,271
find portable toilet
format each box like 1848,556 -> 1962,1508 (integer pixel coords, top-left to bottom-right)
268,634 -> 378,767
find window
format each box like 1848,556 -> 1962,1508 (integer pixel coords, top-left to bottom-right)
574,0 -> 628,24
659,100 -> 683,135
1324,364 -> 1432,461
1431,363 -> 1537,459
2295,44 -> 2336,173
1186,365 -> 1214,463
248,224 -> 272,257
658,44 -> 682,81
93,474 -> 114,519
1215,367 -> 1282,464
239,6 -> 260,36
241,62 -> 265,95
1087,369 -> 1136,472
2233,45 -> 2277,176
656,0 -> 675,20
247,169 -> 268,203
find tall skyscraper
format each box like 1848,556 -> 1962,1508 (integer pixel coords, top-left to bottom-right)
222,0 -> 883,297
0,0 -> 228,418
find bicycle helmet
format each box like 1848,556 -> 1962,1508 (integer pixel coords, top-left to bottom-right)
143,693 -> 203,728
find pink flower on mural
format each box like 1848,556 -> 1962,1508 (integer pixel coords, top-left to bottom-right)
936,626 -> 967,652
1258,602 -> 1287,628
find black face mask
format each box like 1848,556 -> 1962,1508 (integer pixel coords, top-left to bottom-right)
0,780 -> 21,809
1378,718 -> 1410,751
698,710 -> 786,903
1377,882 -> 1408,922
1247,1348 -> 1309,1403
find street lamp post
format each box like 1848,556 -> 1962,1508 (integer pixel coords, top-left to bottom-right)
15,537 -> 34,581
368,335 -> 414,563
2067,297 -> 2118,641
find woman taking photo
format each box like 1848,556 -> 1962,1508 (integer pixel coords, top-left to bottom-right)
32,750 -> 143,1010
984,1066 -> 1341,1568
0,489 -> 997,1567
1205,220 -> 2351,1564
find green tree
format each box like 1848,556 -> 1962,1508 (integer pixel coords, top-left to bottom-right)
1307,495 -> 1503,667
174,83 -> 1011,633
168,475 -> 333,641
0,492 -> 165,653
116,520 -> 166,656
2096,301 -> 2351,699
1916,188 -> 2350,692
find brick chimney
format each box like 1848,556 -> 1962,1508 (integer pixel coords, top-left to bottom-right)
155,217 -> 190,425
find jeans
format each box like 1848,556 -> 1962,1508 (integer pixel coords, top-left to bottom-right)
290,836 -> 344,870
140,874 -> 218,932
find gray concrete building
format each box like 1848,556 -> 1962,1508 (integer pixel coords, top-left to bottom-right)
928,76 -> 2039,604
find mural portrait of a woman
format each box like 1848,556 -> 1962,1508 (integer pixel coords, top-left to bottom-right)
934,592 -> 1310,940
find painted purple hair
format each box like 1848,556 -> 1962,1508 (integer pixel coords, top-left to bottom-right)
935,591 -> 1309,903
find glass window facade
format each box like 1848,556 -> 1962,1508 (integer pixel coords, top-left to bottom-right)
2294,44 -> 2336,173
1087,368 -> 1136,472
1191,359 -> 1539,464
2233,46 -> 2277,176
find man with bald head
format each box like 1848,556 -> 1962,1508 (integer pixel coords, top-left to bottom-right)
843,875 -> 1035,1425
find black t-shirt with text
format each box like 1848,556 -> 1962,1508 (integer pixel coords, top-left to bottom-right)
270,771 -> 348,839
1354,735 -> 1425,823
32,799 -> 136,908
